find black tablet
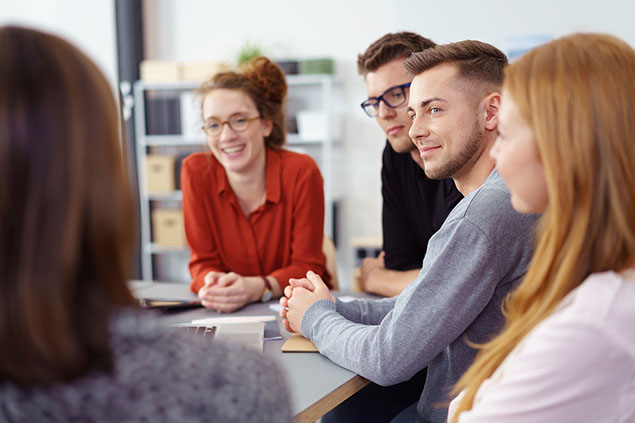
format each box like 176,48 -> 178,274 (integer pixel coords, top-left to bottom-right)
138,299 -> 202,310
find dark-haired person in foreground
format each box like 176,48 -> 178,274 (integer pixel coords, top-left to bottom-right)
0,25 -> 291,422
281,40 -> 539,423
357,32 -> 462,298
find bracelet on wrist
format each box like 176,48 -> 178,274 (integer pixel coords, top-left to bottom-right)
260,276 -> 273,302
261,276 -> 272,291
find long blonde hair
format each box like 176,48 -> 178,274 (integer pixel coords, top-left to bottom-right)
450,33 -> 635,420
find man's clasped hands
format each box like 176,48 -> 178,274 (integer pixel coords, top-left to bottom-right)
279,271 -> 336,333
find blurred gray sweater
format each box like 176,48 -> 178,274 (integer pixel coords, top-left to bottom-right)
301,169 -> 538,423
1,310 -> 292,422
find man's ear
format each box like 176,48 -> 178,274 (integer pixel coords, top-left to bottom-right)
483,92 -> 501,131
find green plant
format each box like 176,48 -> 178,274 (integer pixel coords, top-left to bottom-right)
237,41 -> 263,65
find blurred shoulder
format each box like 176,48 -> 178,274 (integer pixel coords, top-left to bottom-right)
183,152 -> 214,172
0,310 -> 291,422
110,311 -> 291,421
451,170 -> 537,225
277,148 -> 321,175
556,270 -> 635,329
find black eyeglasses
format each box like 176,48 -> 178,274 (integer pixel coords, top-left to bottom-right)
360,82 -> 411,118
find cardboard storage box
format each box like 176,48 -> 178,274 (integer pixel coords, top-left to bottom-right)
145,155 -> 175,194
140,60 -> 231,83
180,61 -> 231,82
152,209 -> 186,248
140,60 -> 181,82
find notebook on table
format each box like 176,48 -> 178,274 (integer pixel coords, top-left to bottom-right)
174,321 -> 266,352
173,316 -> 281,353
131,280 -> 202,311
281,334 -> 319,352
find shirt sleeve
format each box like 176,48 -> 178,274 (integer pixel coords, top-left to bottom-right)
381,143 -> 425,271
301,216 -> 507,386
181,157 -> 224,293
269,161 -> 330,289
454,321 -> 631,423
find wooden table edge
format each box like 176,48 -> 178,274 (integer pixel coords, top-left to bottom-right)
293,375 -> 370,423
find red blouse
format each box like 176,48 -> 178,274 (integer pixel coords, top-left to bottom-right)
182,148 -> 331,293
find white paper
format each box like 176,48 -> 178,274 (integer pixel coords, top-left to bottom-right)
337,296 -> 356,302
269,303 -> 283,313
191,315 -> 276,325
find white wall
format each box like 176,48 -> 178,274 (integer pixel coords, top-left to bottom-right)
4,0 -> 635,284
0,0 -> 119,92
396,0 -> 635,48
143,0 -> 635,282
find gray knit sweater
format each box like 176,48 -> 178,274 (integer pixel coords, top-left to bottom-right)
0,310 -> 291,422
301,170 -> 538,423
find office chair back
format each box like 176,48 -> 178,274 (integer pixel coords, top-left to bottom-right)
322,234 -> 339,290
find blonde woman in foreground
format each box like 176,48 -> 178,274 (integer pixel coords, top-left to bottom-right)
449,33 -> 635,422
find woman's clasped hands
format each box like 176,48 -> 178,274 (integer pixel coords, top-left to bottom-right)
280,270 -> 335,333
198,271 -> 264,313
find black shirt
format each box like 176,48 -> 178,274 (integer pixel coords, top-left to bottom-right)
381,141 -> 463,270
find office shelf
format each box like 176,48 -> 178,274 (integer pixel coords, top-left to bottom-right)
147,243 -> 190,255
143,191 -> 183,201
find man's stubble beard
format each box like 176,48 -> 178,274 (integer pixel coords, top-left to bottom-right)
424,121 -> 483,180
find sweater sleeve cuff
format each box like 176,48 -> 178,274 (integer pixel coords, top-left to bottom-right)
301,299 -> 336,339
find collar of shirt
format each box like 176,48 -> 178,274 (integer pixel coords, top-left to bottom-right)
213,147 -> 282,205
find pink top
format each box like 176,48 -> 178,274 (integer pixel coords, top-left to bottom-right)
450,269 -> 635,422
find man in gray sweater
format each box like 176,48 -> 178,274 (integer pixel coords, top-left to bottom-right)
281,40 -> 539,423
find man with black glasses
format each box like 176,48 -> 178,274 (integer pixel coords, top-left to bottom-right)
357,32 -> 462,298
